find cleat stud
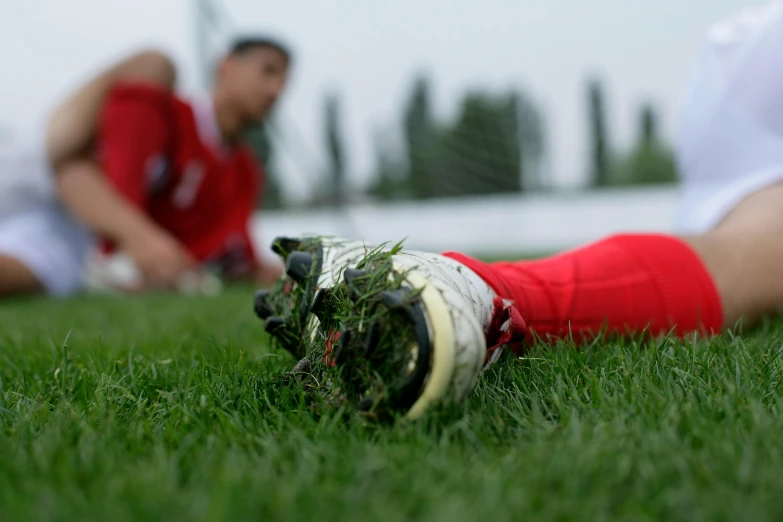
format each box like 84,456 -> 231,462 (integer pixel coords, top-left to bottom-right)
343,268 -> 365,286
343,268 -> 367,301
347,286 -> 362,302
357,396 -> 377,412
310,288 -> 333,320
264,316 -> 286,334
379,289 -> 409,310
334,329 -> 352,365
286,251 -> 314,283
362,322 -> 381,358
265,316 -> 303,358
253,290 -> 274,319
271,237 -> 303,259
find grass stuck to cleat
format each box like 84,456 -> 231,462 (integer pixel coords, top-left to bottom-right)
304,248 -> 431,420
256,237 -> 426,420
253,235 -> 372,358
256,236 -> 490,421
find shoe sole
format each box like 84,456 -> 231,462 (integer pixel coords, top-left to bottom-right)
253,236 -> 326,359
255,236 -> 482,420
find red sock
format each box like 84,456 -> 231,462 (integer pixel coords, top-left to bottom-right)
444,234 -> 723,343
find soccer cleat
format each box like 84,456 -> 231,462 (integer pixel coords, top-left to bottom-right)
258,236 -> 528,421
253,235 -> 373,358
321,248 -> 527,419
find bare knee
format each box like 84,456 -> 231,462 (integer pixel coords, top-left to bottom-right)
681,181 -> 783,327
685,230 -> 783,329
714,181 -> 783,234
46,49 -> 177,168
0,255 -> 44,297
124,49 -> 177,88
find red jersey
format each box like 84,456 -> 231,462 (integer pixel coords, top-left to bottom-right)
97,82 -> 262,278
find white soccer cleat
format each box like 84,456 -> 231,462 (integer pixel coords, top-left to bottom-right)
256,236 -> 528,420
330,248 -> 526,419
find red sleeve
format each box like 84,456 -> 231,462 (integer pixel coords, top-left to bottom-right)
98,83 -> 173,208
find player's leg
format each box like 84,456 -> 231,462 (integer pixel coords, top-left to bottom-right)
445,234 -> 721,344
247,229 -> 713,419
687,181 -> 783,328
251,205 -> 783,419
438,180 -> 783,344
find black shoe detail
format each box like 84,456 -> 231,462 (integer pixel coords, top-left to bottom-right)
271,237 -> 303,259
310,288 -> 333,321
286,251 -> 314,283
253,290 -> 274,319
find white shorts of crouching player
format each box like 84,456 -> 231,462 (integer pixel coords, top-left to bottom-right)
0,123 -> 93,295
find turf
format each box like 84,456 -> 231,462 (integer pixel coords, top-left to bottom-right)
2,288 -> 783,521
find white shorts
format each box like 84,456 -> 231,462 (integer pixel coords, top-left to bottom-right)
0,126 -> 92,295
676,2 -> 783,233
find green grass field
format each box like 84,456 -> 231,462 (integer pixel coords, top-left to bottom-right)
2,287 -> 783,521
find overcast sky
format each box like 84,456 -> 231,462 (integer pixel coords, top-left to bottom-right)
0,0 -> 754,200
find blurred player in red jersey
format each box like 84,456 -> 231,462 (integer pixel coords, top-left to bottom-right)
0,37 -> 289,297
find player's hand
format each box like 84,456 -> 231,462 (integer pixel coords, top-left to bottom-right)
120,225 -> 195,290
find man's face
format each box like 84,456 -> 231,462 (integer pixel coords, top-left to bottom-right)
221,46 -> 289,123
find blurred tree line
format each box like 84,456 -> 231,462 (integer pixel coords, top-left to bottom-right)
367,76 -> 546,201
586,77 -> 677,188
248,74 -> 677,210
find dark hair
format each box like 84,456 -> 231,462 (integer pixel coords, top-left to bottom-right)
228,36 -> 292,66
